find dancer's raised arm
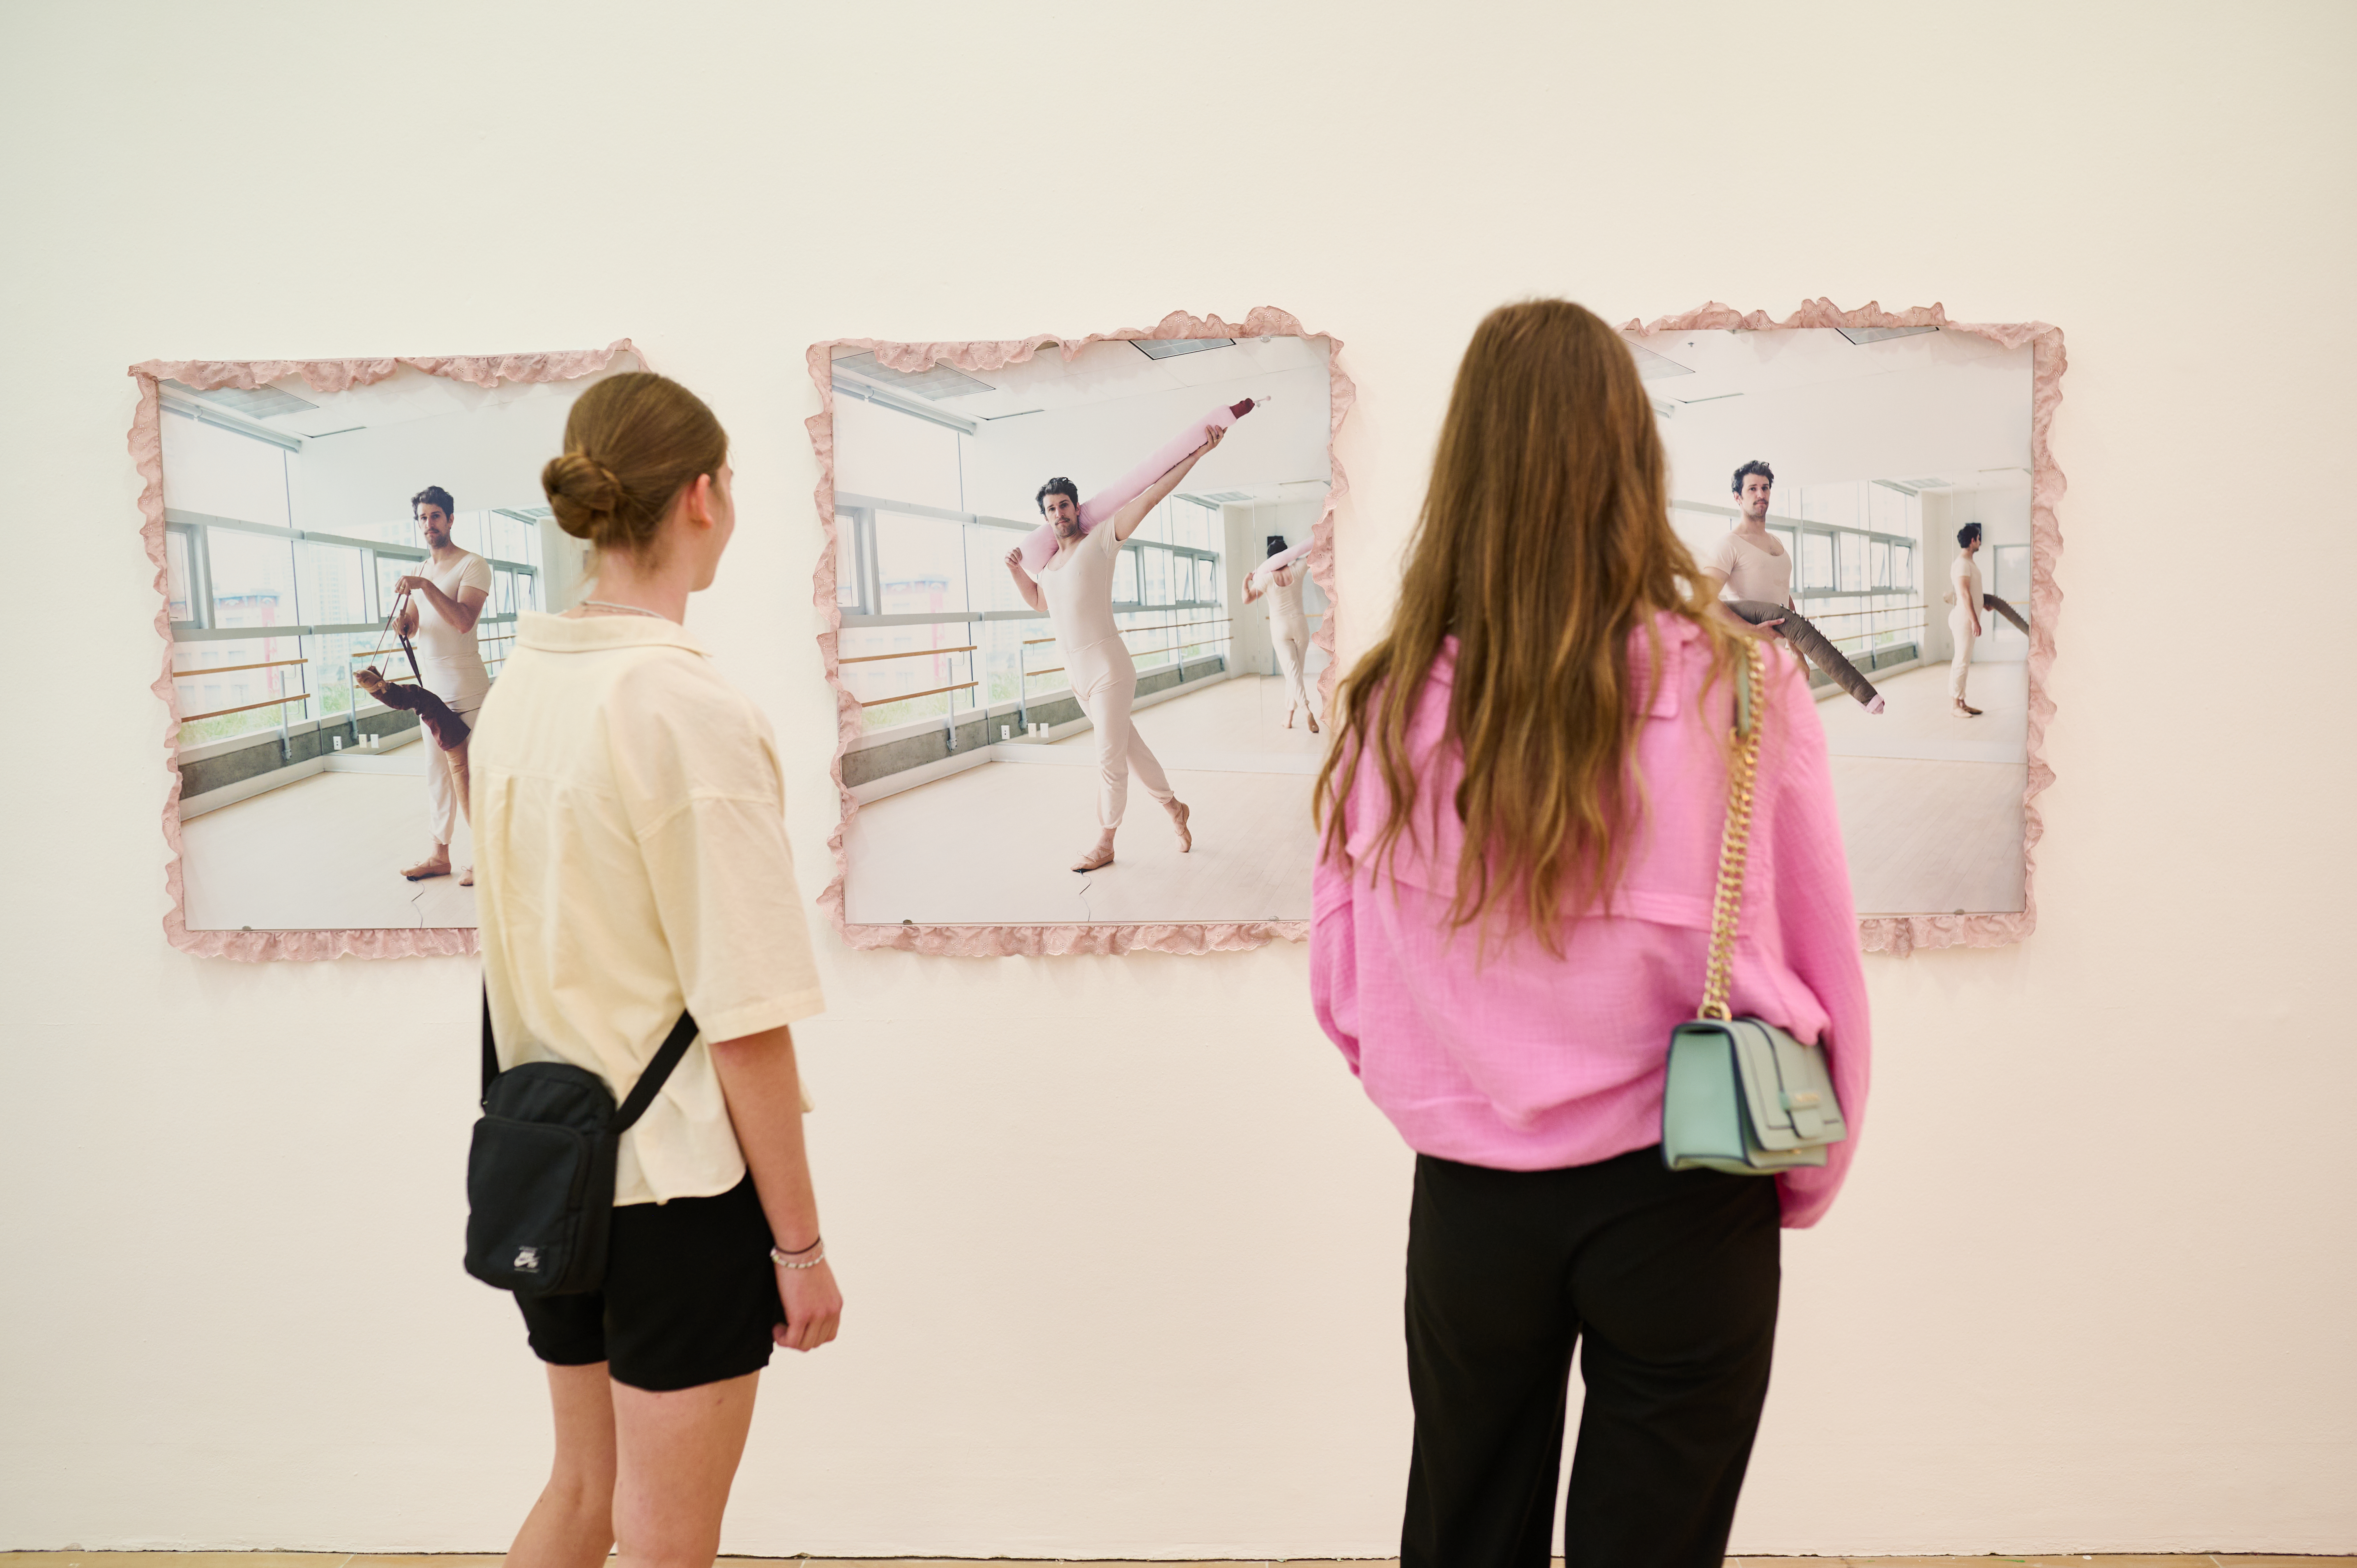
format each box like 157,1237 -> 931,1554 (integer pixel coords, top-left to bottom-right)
1111,422 -> 1226,542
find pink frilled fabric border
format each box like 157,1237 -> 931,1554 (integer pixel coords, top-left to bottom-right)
132,339 -> 643,962
807,309 -> 1356,958
1622,300 -> 2065,955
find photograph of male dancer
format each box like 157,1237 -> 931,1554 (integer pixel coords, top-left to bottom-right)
1696,459 -> 1889,714
1242,534 -> 1318,732
1003,423 -> 1227,872
390,485 -> 491,883
1942,516 -> 2032,657
1947,521 -> 1987,717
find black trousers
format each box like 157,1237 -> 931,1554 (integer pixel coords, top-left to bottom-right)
1402,1147 -> 1781,1568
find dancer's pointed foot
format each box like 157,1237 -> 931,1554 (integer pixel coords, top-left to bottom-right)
1072,841 -> 1116,873
1954,699 -> 1982,718
1865,695 -> 1887,715
1166,798 -> 1192,853
1307,710 -> 1321,734
401,857 -> 452,881
1284,706 -> 1296,729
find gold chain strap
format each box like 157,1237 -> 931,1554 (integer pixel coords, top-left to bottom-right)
1699,641 -> 1766,1022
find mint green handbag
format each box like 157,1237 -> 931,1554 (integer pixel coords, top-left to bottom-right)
1661,641 -> 1848,1175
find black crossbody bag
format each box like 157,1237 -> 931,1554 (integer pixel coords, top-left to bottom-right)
464,992 -> 698,1298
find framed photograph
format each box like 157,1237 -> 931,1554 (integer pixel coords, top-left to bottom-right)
1622,301 -> 2064,952
809,310 -> 1354,956
135,342 -> 642,959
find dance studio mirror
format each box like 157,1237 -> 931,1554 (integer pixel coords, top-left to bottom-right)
141,346 -> 639,953
815,319 -> 1347,954
1623,311 -> 2059,948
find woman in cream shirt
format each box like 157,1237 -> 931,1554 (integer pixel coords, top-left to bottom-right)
468,373 -> 838,1568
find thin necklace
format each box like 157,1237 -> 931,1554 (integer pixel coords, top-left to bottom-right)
579,599 -> 669,620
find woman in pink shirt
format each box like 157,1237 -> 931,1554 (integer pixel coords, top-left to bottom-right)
1311,300 -> 1870,1568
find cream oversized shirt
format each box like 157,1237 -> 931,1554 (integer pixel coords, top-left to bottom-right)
470,612 -> 825,1206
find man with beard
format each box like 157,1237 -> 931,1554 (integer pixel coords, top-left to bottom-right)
1002,422 -> 1226,872
390,484 -> 491,883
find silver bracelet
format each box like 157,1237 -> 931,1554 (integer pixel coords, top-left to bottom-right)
770,1241 -> 826,1270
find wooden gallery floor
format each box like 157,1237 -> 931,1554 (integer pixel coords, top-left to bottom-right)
844,676 -> 1325,927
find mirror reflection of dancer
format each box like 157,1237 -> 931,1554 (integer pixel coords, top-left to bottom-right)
1004,423 -> 1227,873
1243,535 -> 1319,733
391,485 -> 491,885
1697,461 -> 1887,715
1947,522 -> 1988,717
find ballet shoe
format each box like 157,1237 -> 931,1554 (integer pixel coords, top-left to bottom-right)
402,858 -> 452,881
1953,700 -> 1982,718
1168,800 -> 1192,853
1865,696 -> 1887,715
1071,845 -> 1116,873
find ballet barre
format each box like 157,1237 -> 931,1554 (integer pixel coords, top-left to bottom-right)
179,693 -> 311,723
859,679 -> 977,708
170,656 -> 307,679
840,644 -> 979,665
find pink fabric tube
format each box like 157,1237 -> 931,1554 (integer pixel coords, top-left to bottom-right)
1249,539 -> 1311,586
1017,398 -> 1256,574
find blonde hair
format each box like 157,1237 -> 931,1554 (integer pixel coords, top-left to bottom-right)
1314,299 -> 1740,955
541,373 -> 727,562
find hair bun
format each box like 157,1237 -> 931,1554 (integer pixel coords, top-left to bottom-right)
541,451 -> 624,539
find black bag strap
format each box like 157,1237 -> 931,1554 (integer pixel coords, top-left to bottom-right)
482,986 -> 699,1130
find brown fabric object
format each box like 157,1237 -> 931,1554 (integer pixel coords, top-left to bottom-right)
354,666 -> 472,750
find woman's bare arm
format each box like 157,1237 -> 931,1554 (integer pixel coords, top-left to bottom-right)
709,1024 -> 841,1352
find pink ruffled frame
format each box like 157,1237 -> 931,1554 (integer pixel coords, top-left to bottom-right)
807,309 -> 1355,957
133,339 -> 644,961
1621,301 -> 2065,954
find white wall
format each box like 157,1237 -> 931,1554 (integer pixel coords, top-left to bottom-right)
960,362 -> 1332,524
1659,350 -> 2034,506
3,0 -> 2353,1557
290,392 -> 587,539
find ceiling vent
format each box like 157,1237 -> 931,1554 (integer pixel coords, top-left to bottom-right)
1837,326 -> 1939,346
1900,476 -> 1951,488
1180,490 -> 1254,505
1872,479 -> 1920,496
1132,338 -> 1235,360
831,351 -> 993,401
496,506 -> 554,522
178,383 -> 320,419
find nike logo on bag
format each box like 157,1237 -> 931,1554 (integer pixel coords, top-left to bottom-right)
514,1247 -> 540,1271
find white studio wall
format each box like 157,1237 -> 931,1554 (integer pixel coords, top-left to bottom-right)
3,1 -> 2354,1560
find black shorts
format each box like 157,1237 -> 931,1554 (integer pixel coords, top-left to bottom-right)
514,1175 -> 783,1392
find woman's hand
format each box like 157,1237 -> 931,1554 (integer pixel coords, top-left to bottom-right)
774,1257 -> 842,1352
1193,422 -> 1227,457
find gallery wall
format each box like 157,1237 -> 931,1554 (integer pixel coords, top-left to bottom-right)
2,0 -> 2352,1558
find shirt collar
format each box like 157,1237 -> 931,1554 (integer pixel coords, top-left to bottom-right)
514,610 -> 711,658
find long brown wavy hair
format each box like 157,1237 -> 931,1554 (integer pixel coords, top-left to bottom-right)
1314,299 -> 1741,955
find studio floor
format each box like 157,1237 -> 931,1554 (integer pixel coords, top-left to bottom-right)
844,675 -> 1323,927
179,749 -> 479,932
3,1554 -> 2342,1566
1818,657 -> 2029,916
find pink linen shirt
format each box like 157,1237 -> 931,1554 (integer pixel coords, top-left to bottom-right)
1311,616 -> 1870,1227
